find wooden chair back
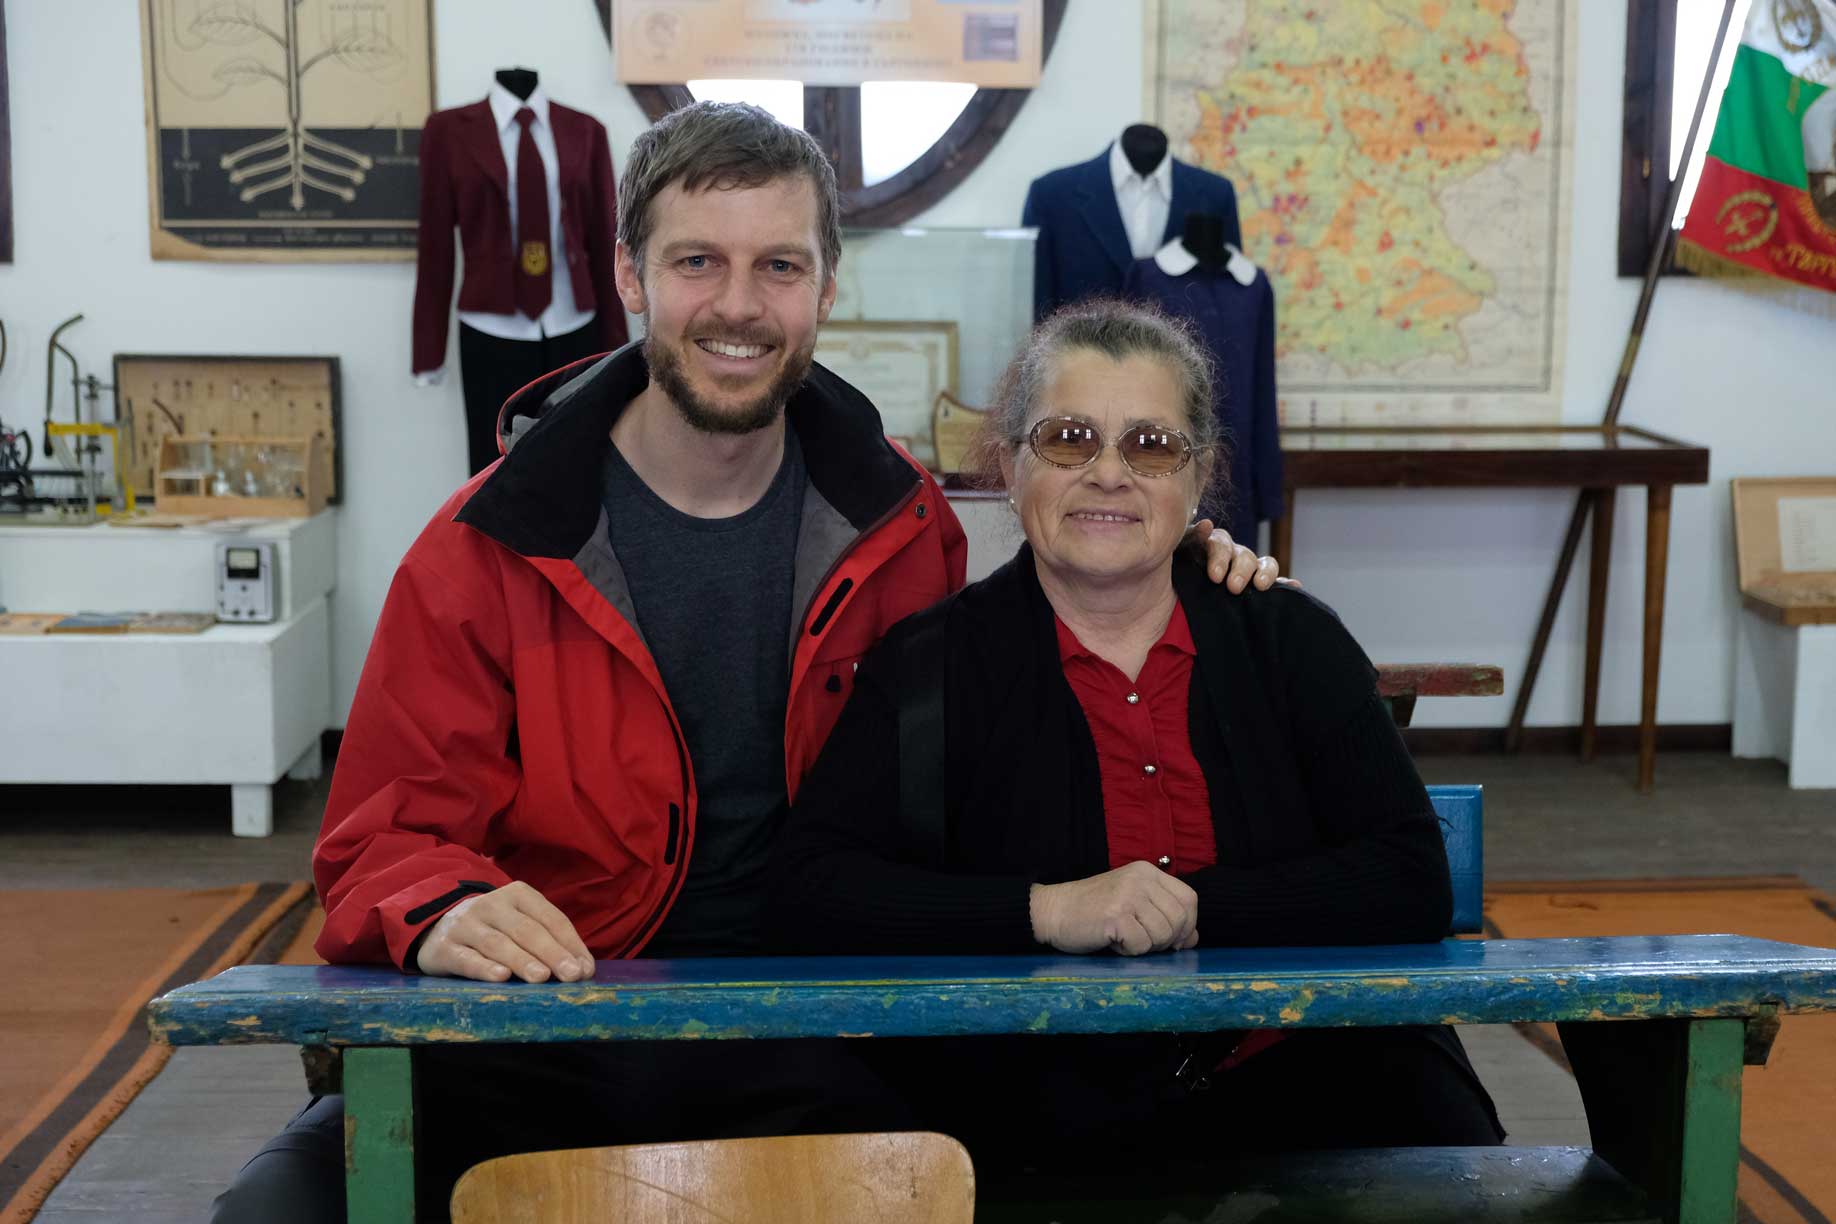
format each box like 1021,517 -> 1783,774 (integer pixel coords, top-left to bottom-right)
450,1130 -> 974,1224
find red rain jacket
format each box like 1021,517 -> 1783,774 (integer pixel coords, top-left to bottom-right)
314,345 -> 967,967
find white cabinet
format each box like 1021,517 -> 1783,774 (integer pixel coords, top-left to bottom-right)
0,512 -> 337,834
0,511 -> 334,621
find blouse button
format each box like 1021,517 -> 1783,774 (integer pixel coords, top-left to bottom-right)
1126,692 -> 1140,705
1157,855 -> 1172,868
1143,764 -> 1157,776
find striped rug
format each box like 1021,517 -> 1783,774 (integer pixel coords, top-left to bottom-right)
1487,876 -> 1836,1224
0,883 -> 311,1224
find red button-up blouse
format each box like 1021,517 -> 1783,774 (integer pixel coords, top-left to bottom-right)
1054,604 -> 1217,876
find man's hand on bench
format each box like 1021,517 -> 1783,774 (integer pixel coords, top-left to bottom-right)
415,881 -> 596,983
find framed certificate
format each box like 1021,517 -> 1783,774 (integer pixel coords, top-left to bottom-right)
815,321 -> 959,472
1731,477 -> 1836,626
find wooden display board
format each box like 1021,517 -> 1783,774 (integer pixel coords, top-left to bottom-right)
1731,477 -> 1836,626
113,355 -> 341,506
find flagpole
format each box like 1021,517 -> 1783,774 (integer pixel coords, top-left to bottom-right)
1503,0 -> 1742,753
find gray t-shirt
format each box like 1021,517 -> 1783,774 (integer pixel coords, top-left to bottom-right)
601,429 -> 805,956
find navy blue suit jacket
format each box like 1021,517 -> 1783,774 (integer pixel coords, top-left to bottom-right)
1124,256 -> 1283,536
1022,149 -> 1241,322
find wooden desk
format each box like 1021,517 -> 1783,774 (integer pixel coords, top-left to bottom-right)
1273,425 -> 1711,790
150,936 -> 1836,1224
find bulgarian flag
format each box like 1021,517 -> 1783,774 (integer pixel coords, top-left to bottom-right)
1677,0 -> 1836,293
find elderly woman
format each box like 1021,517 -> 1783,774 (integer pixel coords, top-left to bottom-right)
766,299 -> 1501,1169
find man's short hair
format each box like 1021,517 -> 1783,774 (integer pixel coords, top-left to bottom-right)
618,101 -> 843,280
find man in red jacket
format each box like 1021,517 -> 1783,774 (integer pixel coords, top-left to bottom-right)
214,100 -> 1278,1223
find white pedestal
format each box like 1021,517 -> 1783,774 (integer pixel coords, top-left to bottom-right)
0,599 -> 333,833
1733,612 -> 1836,790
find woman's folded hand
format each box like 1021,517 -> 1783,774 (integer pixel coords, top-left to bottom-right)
1029,862 -> 1200,956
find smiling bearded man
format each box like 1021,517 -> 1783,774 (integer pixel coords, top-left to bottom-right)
628,171 -> 826,438
641,264 -> 816,436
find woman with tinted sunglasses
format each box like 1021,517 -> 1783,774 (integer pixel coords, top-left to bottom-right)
767,299 -> 1501,1175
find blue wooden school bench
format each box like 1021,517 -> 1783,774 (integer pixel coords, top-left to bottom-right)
149,788 -> 1836,1223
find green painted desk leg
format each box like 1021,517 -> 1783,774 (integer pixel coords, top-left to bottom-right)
344,1046 -> 417,1223
1560,1017 -> 1744,1224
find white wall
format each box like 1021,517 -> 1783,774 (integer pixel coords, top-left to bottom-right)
1,0 -> 1827,731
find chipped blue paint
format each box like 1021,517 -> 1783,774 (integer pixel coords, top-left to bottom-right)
146,935 -> 1836,1049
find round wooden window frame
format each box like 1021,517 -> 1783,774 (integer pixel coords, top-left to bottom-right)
602,0 -> 1068,228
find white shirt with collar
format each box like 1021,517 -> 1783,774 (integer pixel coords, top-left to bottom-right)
1109,135 -> 1173,261
417,83 -> 596,386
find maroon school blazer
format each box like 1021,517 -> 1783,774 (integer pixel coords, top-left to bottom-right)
411,99 -> 629,374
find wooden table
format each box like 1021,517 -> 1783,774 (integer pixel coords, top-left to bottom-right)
1273,425 -> 1710,790
150,936 -> 1836,1223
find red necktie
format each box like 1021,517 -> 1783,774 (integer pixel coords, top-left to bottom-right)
513,107 -> 552,319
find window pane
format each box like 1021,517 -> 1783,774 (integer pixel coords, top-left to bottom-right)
861,82 -> 977,187
687,80 -> 804,130
1670,0 -> 1755,226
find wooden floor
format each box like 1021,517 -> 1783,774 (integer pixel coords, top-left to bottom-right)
3,748 -> 1831,1222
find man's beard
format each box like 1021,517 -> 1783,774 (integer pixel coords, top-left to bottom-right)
645,328 -> 815,436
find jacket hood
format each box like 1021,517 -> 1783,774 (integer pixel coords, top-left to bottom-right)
495,347 -> 617,455
458,340 -> 923,562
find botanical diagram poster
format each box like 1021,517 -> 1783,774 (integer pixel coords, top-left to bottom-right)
1145,1 -> 1578,426
141,0 -> 434,261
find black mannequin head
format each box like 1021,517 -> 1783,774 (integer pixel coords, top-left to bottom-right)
495,67 -> 539,100
1120,123 -> 1169,177
1182,213 -> 1229,271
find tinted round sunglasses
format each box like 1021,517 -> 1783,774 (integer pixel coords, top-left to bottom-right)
1019,416 -> 1205,478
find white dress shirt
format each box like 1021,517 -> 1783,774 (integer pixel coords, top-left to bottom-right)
1109,135 -> 1173,260
417,83 -> 596,386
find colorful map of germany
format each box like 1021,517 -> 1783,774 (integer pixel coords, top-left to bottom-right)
1152,1 -> 1574,424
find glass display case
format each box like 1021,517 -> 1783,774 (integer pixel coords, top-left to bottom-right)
826,226 -> 1036,477
155,435 -> 326,518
